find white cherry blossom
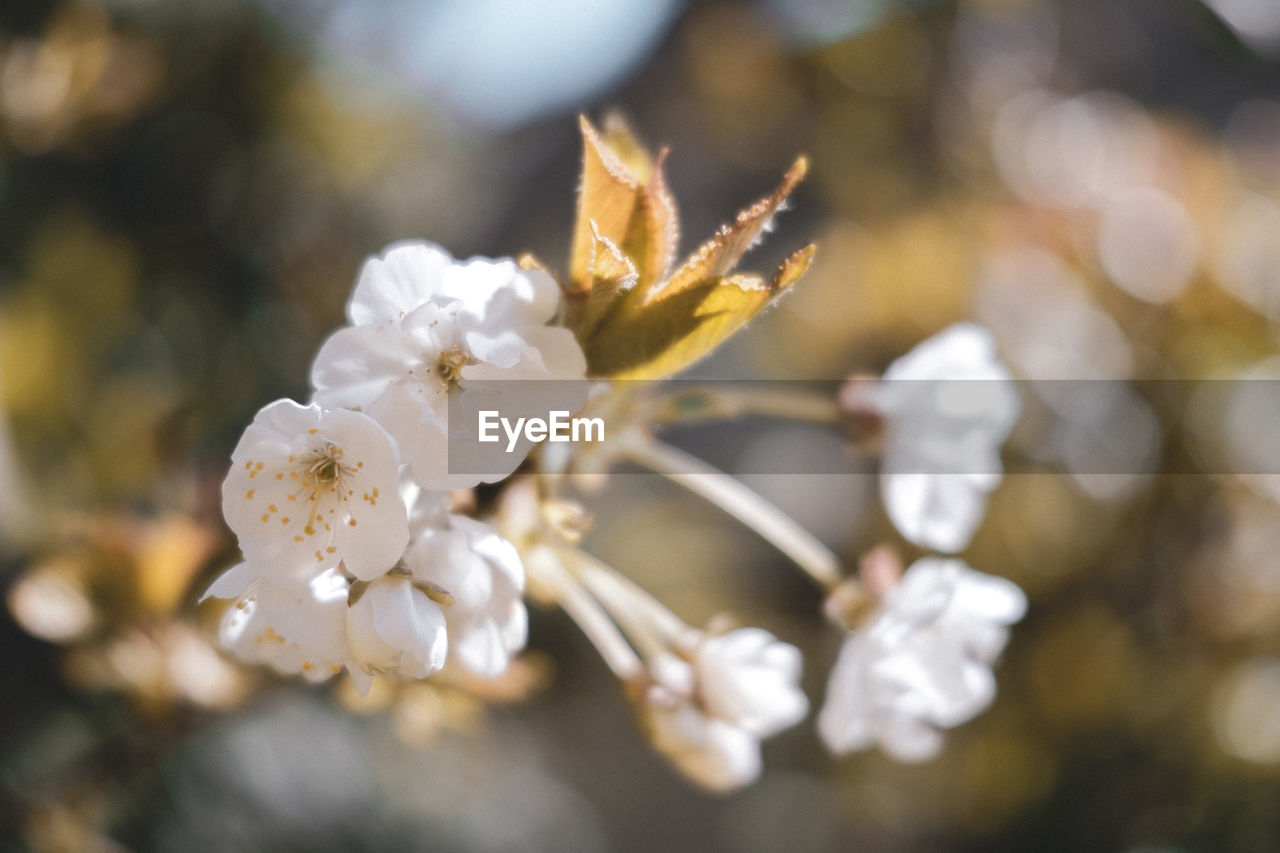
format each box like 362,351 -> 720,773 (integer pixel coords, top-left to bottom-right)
402,513 -> 527,677
204,562 -> 359,687
861,323 -> 1020,553
694,628 -> 809,738
310,241 -> 587,491
640,628 -> 808,792
346,574 -> 449,682
818,557 -> 1026,762
645,699 -> 763,793
221,399 -> 409,581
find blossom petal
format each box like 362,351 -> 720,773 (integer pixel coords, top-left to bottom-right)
349,241 -> 454,325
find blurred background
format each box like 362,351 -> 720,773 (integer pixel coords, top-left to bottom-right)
4,0 -> 1280,849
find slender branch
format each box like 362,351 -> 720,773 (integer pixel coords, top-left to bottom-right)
565,548 -> 692,652
535,557 -> 642,680
574,562 -> 672,663
619,438 -> 844,590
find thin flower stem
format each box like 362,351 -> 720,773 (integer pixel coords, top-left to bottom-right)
587,561 -> 691,646
537,558 -> 643,680
649,386 -> 841,427
576,565 -> 673,664
620,438 -> 844,591
565,549 -> 692,651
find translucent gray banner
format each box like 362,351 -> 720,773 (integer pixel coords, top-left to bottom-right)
445,379 -> 1280,476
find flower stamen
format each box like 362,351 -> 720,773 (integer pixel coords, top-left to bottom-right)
436,346 -> 472,388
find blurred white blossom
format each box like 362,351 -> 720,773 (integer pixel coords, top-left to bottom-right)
865,323 -> 1020,553
310,241 -> 586,490
205,563 -> 359,687
818,557 -> 1026,762
1096,187 -> 1199,304
640,627 -> 807,792
695,628 -> 809,737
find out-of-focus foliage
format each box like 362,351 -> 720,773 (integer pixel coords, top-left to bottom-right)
5,0 -> 1280,850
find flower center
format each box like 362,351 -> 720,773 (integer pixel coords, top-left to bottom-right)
301,443 -> 353,496
437,345 -> 472,388
313,456 -> 340,486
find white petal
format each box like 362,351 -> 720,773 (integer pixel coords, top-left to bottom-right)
349,241 -> 455,325
373,581 -> 448,674
817,634 -> 878,754
647,703 -> 763,793
346,576 -> 447,679
881,471 -> 989,553
202,561 -> 257,601
317,408 -> 409,580
884,323 -> 1003,384
451,619 -> 511,677
878,713 -> 945,763
952,568 -> 1029,625
311,324 -> 421,411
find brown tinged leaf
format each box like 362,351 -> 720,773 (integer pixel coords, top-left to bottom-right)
600,110 -> 653,181
771,242 -> 815,290
569,115 -> 642,291
585,244 -> 815,380
577,222 -> 638,337
623,147 -> 680,292
570,115 -> 681,296
564,117 -> 816,381
652,156 -> 808,301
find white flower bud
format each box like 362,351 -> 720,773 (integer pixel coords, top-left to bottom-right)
346,575 -> 448,681
640,627 -> 807,792
645,699 -> 762,794
694,628 -> 809,738
404,514 -> 527,677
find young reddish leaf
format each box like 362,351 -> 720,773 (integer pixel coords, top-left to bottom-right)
654,157 -> 808,300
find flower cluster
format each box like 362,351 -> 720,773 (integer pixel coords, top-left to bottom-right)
822,324 -> 1026,761
201,117 -> 1031,793
207,243 -> 586,691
